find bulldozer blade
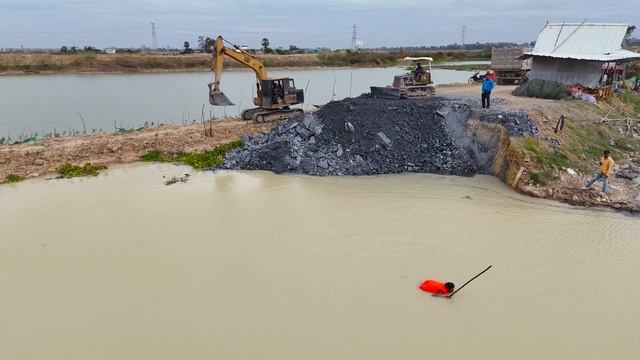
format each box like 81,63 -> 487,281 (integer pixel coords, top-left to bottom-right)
370,86 -> 404,99
209,90 -> 234,106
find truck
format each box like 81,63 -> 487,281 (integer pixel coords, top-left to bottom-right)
490,48 -> 531,85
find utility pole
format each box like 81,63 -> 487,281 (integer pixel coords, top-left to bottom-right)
351,24 -> 357,50
151,22 -> 158,50
461,25 -> 467,51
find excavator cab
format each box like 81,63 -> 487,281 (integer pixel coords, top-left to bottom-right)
258,78 -> 304,109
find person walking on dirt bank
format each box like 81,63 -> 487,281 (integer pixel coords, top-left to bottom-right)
481,72 -> 495,109
582,150 -> 614,194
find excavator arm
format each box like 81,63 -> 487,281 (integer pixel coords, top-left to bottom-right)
209,36 -> 268,106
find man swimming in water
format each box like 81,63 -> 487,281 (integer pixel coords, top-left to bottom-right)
419,279 -> 455,296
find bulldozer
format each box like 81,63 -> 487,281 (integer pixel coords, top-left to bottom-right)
208,36 -> 304,122
370,57 -> 436,99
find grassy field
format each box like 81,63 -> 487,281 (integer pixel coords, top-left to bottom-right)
0,50 -> 490,74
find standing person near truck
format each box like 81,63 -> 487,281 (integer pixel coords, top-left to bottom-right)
481,72 -> 495,109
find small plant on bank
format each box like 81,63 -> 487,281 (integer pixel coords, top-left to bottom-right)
56,163 -> 107,178
530,171 -> 553,186
140,140 -> 245,169
140,150 -> 173,162
5,174 -> 24,183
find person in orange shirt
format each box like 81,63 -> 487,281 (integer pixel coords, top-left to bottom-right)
582,150 -> 614,194
419,279 -> 455,296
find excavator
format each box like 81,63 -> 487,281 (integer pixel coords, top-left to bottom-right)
208,36 -> 305,122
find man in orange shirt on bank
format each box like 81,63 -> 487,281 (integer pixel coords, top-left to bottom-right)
582,150 -> 614,194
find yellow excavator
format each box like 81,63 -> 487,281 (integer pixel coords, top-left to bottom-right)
208,36 -> 305,122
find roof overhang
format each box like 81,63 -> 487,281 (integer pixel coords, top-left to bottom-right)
518,49 -> 640,62
403,56 -> 434,62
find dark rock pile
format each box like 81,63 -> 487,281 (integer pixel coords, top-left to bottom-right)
224,96 -> 538,176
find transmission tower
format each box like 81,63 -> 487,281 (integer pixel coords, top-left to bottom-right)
351,24 -> 357,50
151,22 -> 158,50
461,25 -> 467,51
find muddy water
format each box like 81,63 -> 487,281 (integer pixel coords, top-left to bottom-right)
1,164 -> 639,360
0,67 -> 474,136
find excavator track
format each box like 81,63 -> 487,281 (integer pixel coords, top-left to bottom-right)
247,108 -> 304,123
241,108 -> 263,121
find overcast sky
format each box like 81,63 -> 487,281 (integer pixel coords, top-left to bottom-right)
0,0 -> 638,49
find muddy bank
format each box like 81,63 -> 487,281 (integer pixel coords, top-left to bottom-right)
224,96 -> 537,178
0,120 -> 275,181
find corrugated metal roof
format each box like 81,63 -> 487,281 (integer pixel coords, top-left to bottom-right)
525,22 -> 640,61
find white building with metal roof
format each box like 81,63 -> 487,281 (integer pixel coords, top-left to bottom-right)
521,22 -> 640,88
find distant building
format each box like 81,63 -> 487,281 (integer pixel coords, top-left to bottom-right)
520,22 -> 640,88
104,48 -> 117,54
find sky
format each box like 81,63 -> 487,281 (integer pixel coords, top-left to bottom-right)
0,0 -> 638,49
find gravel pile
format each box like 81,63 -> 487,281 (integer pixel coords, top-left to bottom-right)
224,96 -> 538,176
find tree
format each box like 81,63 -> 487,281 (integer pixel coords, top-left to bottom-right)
182,41 -> 194,54
60,46 -> 68,53
198,36 -> 215,53
261,38 -> 270,51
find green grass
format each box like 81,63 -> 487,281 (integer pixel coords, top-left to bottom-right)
139,150 -> 173,162
615,91 -> 640,114
5,174 -> 24,183
530,171 -> 554,186
56,163 -> 107,178
521,137 -> 569,169
563,122 -> 640,170
140,140 -> 245,169
519,137 -> 570,185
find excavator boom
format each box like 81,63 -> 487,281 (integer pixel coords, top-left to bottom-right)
209,36 -> 268,106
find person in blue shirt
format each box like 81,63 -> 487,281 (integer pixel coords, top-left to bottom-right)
481,72 -> 495,109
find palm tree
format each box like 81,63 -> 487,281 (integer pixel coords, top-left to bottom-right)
261,38 -> 270,51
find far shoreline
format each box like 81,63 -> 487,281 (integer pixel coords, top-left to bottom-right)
0,62 -> 487,77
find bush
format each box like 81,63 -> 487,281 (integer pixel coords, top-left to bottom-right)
5,174 -> 24,183
139,140 -> 245,169
57,163 -> 107,178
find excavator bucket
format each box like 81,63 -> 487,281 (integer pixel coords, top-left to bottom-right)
209,90 -> 234,106
208,83 -> 234,106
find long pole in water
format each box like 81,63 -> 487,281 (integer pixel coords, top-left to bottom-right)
447,265 -> 492,298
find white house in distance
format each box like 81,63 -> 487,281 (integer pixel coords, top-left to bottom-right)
520,22 -> 640,88
104,47 -> 117,54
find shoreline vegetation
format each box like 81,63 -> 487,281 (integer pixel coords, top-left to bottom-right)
0,50 -> 490,75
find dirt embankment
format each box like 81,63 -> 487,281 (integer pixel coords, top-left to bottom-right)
0,53 -> 322,75
0,50 -> 490,75
0,120 -> 275,180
